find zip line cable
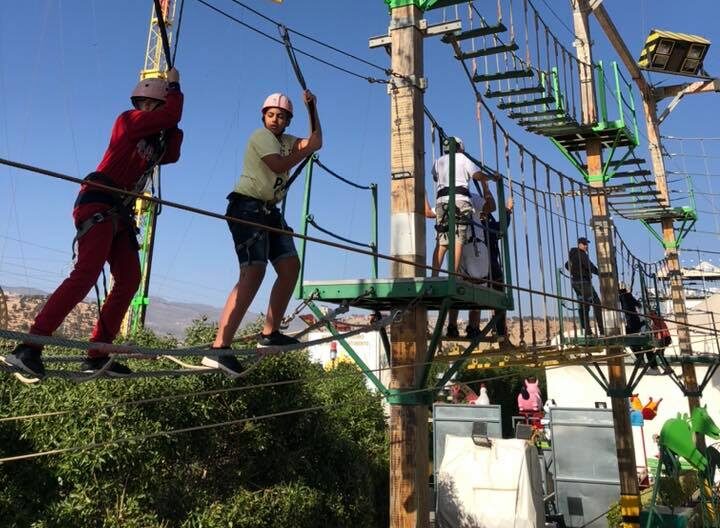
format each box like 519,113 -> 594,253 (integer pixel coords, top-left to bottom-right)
0,341 -> 683,464
193,0 -> 390,85
0,156 -> 716,339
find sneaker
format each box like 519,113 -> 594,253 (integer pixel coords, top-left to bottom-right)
201,349 -> 244,377
446,324 -> 460,339
465,326 -> 481,339
81,356 -> 132,377
5,344 -> 45,378
257,331 -> 301,348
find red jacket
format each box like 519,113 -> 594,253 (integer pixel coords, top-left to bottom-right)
74,85 -> 184,222
649,313 -> 671,340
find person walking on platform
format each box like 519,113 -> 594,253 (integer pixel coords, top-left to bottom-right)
6,69 -> 184,379
203,90 -> 322,377
565,237 -> 605,336
619,282 -> 648,365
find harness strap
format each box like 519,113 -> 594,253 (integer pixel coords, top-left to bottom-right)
436,186 -> 471,199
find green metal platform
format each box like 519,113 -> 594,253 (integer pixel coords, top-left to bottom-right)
563,334 -> 655,348
300,277 -> 512,312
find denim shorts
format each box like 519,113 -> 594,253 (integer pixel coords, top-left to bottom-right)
226,194 -> 297,268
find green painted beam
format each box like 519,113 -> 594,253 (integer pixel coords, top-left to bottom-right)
300,277 -> 510,312
497,96 -> 555,109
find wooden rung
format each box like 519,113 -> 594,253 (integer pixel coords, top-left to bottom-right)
442,22 -> 507,43
606,190 -> 660,199
486,84 -> 546,98
604,181 -> 655,191
517,115 -> 573,127
611,169 -> 652,177
473,68 -> 535,83
497,96 -> 555,109
608,158 -> 646,167
458,41 -> 518,60
508,109 -> 564,119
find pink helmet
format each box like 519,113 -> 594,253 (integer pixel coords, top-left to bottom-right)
261,93 -> 293,117
131,78 -> 167,108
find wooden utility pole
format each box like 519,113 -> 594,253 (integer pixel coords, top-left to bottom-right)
641,94 -> 702,419
572,1 -> 641,526
388,4 -> 429,527
591,2 -> 717,422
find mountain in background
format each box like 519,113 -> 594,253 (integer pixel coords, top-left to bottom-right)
1,285 -> 265,339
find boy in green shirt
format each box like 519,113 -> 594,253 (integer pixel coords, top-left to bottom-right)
203,91 -> 322,376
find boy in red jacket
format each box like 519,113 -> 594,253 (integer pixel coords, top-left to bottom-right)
6,68 -> 184,378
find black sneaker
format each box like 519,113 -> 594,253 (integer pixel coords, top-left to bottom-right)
466,326 -> 481,339
81,356 -> 132,377
257,331 -> 300,348
446,324 -> 460,339
5,344 -> 45,378
201,349 -> 244,377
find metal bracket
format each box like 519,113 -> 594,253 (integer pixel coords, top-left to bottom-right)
370,19 -> 461,49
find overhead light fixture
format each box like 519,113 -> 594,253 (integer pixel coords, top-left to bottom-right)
638,29 -> 711,78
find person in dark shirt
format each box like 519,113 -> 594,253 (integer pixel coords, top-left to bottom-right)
618,282 -> 649,365
618,283 -> 643,334
565,237 -> 604,336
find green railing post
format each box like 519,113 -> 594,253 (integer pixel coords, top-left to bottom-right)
612,62 -> 625,128
447,137 -> 457,291
627,75 -> 640,145
556,268 -> 565,344
370,183 -> 379,279
551,68 -> 562,111
596,61 -> 608,124
294,155 -> 316,299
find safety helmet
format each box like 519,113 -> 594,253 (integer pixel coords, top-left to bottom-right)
442,136 -> 464,154
619,281 -> 628,291
261,93 -> 293,117
131,78 -> 167,108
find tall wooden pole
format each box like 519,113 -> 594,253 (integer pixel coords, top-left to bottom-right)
572,2 -> 641,526
640,91 -> 702,423
388,4 -> 429,527
591,0 -> 703,425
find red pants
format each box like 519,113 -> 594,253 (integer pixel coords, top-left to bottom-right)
31,214 -> 140,358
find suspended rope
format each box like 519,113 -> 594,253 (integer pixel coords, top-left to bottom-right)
153,0 -> 174,68
314,158 -> 372,190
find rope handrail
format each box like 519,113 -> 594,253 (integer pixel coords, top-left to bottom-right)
0,161 -> 717,337
306,215 -> 374,249
314,158 -> 374,190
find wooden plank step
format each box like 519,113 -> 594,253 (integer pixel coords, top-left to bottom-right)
525,123 -> 581,135
486,84 -> 546,98
606,190 -> 661,199
508,109 -> 564,119
608,158 -> 646,167
459,41 -> 518,60
517,115 -> 573,127
473,68 -> 534,83
611,169 -> 652,178
604,181 -> 655,191
442,22 -> 507,43
497,96 -> 555,109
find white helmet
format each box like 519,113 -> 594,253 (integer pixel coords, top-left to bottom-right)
443,136 -> 464,154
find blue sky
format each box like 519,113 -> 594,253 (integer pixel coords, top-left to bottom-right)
0,0 -> 718,317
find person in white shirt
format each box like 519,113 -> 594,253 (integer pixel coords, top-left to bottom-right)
429,137 -> 495,276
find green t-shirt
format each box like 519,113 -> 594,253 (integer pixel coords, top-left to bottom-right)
234,128 -> 299,202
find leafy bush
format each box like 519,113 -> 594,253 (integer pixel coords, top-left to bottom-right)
0,319 -> 388,527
